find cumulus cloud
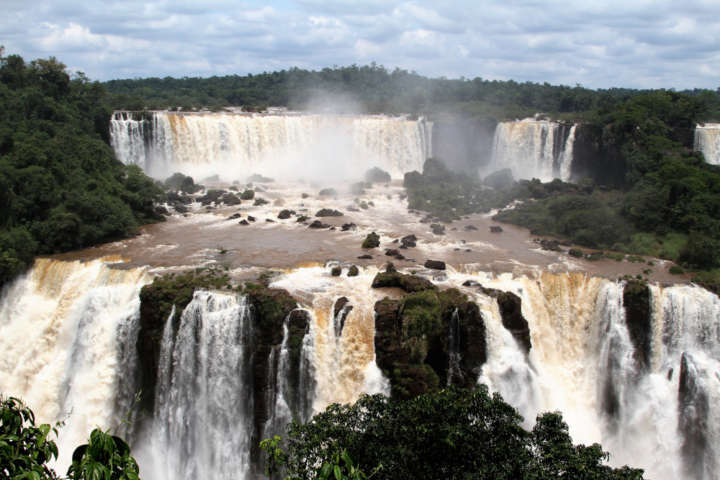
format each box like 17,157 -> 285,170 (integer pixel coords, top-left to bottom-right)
1,0 -> 719,89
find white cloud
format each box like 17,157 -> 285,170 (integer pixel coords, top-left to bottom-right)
1,0 -> 719,88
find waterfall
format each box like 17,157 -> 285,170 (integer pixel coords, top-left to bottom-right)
2,259 -> 719,480
0,258 -> 150,472
489,119 -> 576,182
141,290 -> 253,480
110,111 -> 432,181
694,124 -> 720,165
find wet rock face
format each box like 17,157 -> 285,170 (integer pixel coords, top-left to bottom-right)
246,286 -> 298,467
316,208 -> 343,217
424,259 -> 446,270
496,291 -> 531,354
623,280 -> 652,370
373,288 -> 487,400
362,232 -> 380,248
333,297 -> 353,337
371,270 -> 437,293
400,234 -> 417,248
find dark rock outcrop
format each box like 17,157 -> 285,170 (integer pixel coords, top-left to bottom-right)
308,220 -> 330,229
678,353 -> 710,480
331,266 -> 342,276
357,254 -> 373,260
362,232 -> 380,248
221,192 -> 242,205
347,265 -> 359,276
400,234 -> 417,248
371,270 -> 436,293
333,297 -> 353,337
623,280 -> 652,370
227,212 -> 242,220
496,292 -> 531,353
341,223 -> 357,231
424,260 -> 446,270
490,225 -> 503,233
278,209 -> 295,219
430,223 -> 446,235
365,167 -> 391,183
316,208 -> 343,217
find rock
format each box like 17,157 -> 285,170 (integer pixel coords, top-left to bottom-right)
199,189 -> 225,205
301,193 -> 309,199
464,225 -> 478,231
359,201 -> 369,210
265,218 -> 274,223
173,203 -> 188,214
371,271 -> 436,293
155,205 -> 170,216
309,220 -> 330,229
490,225 -> 503,233
365,167 -> 391,183
347,265 -> 359,276
357,254 -> 373,260
401,234 -> 417,248
247,174 -> 274,183
316,208 -> 343,217
247,215 -> 256,222
296,215 -> 309,223
333,297 -> 353,336
385,262 -> 397,273
221,192 -> 242,205
623,280 -> 651,370
318,188 -> 337,197
424,260 -> 446,270
568,248 -> 584,258
239,219 -> 250,225
240,189 -> 255,200
362,232 -> 380,248
539,239 -> 560,251
253,197 -> 269,206
341,223 -> 357,231
227,213 -> 242,220
278,209 -> 295,219
430,224 -> 446,235
167,190 -> 192,205
483,168 -> 514,190
496,292 -> 531,353
385,249 -> 406,260
331,266 -> 342,276
392,239 -> 399,244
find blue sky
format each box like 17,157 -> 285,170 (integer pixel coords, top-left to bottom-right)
2,0 -> 719,89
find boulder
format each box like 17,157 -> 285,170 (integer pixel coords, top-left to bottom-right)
496,292 -> 531,353
430,224 -> 446,235
309,220 -> 330,229
331,266 -> 342,276
278,209 -> 295,219
227,213 -> 242,220
464,225 -> 478,231
490,225 -> 503,233
254,197 -> 269,206
362,232 -> 380,248
424,260 -> 446,270
318,188 -> 337,197
341,223 -> 357,231
221,192 -> 242,205
316,208 -> 343,217
357,254 -> 373,260
247,215 -> 256,222
365,167 -> 391,183
238,219 -> 250,226
240,189 -> 255,200
296,215 -> 309,223
400,234 -> 417,248
371,270 -> 436,293
539,239 -> 560,251
347,265 -> 359,276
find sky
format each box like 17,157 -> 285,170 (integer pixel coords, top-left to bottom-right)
2,0 -> 719,89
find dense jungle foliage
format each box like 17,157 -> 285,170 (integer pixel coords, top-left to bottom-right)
263,387 -> 644,480
0,50 -> 164,287
1,396 -> 140,480
104,63 -> 720,120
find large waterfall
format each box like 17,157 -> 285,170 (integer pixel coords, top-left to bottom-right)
2,259 -> 719,480
694,123 -> 720,165
110,111 -> 432,181
490,119 -> 576,181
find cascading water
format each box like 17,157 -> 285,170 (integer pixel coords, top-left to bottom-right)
139,291 -> 254,480
110,111 -> 432,181
489,119 -> 576,181
0,258 -> 150,471
694,123 -> 720,165
2,257 -> 719,480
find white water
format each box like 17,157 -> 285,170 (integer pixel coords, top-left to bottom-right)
694,124 -> 720,165
0,258 -> 150,472
110,112 -> 432,181
489,119 -> 576,182
2,259 -> 719,480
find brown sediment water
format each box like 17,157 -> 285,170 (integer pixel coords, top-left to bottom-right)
52,180 -> 686,284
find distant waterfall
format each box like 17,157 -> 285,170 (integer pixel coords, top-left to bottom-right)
490,119 -> 576,181
694,124 -> 720,165
110,111 -> 432,181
